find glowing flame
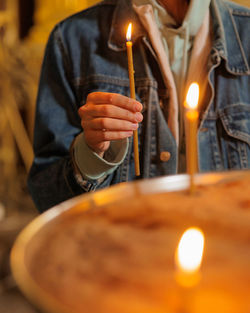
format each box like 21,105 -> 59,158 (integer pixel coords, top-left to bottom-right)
175,227 -> 205,273
185,82 -> 199,110
126,23 -> 132,41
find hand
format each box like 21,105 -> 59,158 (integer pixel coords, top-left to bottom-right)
78,92 -> 143,156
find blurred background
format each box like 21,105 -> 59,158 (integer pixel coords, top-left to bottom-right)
0,0 -> 249,312
0,1 -> 98,312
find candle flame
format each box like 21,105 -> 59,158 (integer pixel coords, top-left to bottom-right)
185,82 -> 199,110
175,227 -> 205,273
126,23 -> 132,41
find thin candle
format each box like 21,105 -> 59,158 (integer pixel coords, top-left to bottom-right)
126,23 -> 140,177
185,83 -> 199,194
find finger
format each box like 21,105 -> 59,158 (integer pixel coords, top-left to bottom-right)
87,105 -> 143,123
79,104 -> 143,124
87,92 -> 142,112
87,118 -> 139,131
85,129 -> 133,144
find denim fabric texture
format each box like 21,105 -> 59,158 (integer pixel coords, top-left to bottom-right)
28,0 -> 250,212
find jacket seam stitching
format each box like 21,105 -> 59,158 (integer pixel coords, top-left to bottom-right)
54,26 -> 73,79
219,113 -> 250,144
74,75 -> 157,88
228,8 -> 250,72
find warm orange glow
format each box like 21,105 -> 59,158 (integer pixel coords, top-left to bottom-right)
126,23 -> 132,42
175,227 -> 205,273
185,82 -> 199,110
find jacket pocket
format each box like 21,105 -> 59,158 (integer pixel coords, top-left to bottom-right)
219,103 -> 250,169
74,74 -> 131,105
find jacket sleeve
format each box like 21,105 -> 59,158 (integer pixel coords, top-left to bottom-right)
27,24 -> 123,212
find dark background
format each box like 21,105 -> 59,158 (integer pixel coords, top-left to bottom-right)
19,0 -> 35,39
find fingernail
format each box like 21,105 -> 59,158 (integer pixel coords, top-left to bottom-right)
136,102 -> 142,111
132,123 -> 138,130
135,112 -> 143,122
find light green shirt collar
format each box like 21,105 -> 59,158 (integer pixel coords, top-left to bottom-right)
133,0 -> 211,37
132,0 -> 211,96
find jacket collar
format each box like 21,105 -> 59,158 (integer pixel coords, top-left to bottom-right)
108,0 -> 146,51
211,0 -> 249,75
108,0 -> 249,74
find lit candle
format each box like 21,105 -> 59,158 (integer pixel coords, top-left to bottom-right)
175,227 -> 205,288
185,83 -> 199,194
126,23 -> 140,177
174,227 -> 205,312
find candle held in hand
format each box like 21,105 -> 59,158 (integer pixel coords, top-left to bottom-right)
185,83 -> 199,194
126,23 -> 140,177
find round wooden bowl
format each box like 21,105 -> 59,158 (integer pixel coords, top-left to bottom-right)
11,171 -> 250,313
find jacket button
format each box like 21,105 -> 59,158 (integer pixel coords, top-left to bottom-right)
160,151 -> 171,162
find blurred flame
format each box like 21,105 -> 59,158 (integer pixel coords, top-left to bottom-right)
126,23 -> 132,41
175,227 -> 205,273
185,82 -> 199,110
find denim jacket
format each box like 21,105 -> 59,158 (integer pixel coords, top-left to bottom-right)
28,0 -> 250,212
